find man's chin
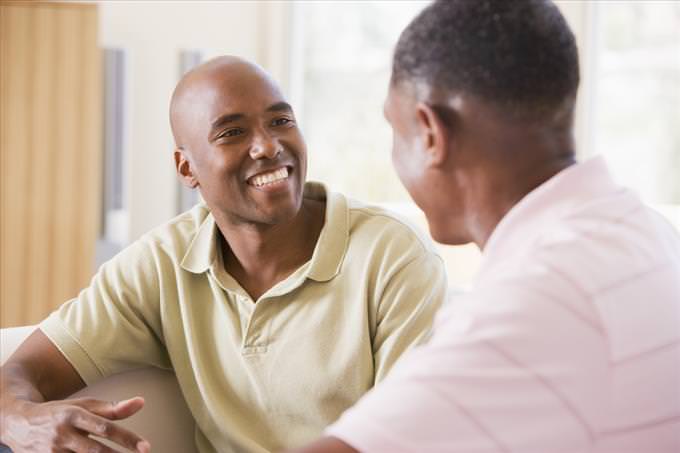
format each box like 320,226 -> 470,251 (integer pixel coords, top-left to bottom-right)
253,200 -> 303,227
428,223 -> 471,246
224,185 -> 304,226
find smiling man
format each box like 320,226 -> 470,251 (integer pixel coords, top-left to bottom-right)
0,57 -> 446,453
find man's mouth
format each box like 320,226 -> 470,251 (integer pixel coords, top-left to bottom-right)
247,166 -> 290,188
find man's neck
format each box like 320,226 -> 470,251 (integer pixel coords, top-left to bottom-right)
448,97 -> 578,251
214,199 -> 326,301
466,150 -> 576,251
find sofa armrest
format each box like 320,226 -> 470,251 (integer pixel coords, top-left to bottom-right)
1,327 -> 197,453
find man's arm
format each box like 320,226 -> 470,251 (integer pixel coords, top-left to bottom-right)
0,329 -> 150,452
371,251 -> 447,383
285,436 -> 357,453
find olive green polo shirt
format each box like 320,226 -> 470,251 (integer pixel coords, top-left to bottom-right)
40,182 -> 447,453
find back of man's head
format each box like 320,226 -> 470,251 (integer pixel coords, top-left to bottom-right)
392,0 -> 579,122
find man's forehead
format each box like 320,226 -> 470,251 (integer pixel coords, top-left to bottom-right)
383,92 -> 394,123
169,56 -> 286,143
190,67 -> 281,106
173,63 -> 282,118
385,82 -> 414,115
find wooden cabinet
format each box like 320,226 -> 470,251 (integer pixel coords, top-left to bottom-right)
0,2 -> 102,327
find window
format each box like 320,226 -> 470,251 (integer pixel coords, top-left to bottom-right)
97,48 -> 129,266
177,49 -> 204,214
295,1 -> 482,287
296,1 -> 425,204
296,2 -> 680,287
589,1 -> 680,222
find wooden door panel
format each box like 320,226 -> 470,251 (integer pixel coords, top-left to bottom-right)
0,2 -> 102,327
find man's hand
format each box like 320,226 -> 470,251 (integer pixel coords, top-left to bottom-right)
0,330 -> 152,452
2,396 -> 151,452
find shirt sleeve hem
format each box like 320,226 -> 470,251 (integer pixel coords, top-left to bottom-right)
39,313 -> 105,385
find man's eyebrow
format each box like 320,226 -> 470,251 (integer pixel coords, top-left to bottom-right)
266,102 -> 293,113
211,113 -> 244,131
210,103 -> 291,132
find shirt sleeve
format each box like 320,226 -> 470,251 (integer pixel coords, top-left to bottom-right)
327,283 -> 606,453
371,250 -> 447,384
39,238 -> 171,385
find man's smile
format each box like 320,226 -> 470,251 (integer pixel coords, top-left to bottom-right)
246,165 -> 292,189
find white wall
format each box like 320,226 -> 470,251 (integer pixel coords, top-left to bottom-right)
98,1 -> 292,241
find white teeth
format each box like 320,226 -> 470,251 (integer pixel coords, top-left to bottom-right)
250,167 -> 289,187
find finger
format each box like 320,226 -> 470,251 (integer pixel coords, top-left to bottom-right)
69,408 -> 149,452
108,397 -> 145,420
137,439 -> 152,453
61,430 -> 117,453
72,396 -> 145,420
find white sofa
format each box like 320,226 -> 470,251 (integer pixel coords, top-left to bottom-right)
0,326 -> 197,452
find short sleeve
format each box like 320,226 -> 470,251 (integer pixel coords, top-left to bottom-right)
371,251 -> 447,383
39,238 -> 171,384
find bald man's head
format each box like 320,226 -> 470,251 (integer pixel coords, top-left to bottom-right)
169,55 -> 308,226
169,56 -> 284,150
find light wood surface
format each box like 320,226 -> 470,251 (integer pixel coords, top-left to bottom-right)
0,2 -> 102,327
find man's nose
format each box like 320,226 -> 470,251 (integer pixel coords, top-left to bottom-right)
249,130 -> 282,160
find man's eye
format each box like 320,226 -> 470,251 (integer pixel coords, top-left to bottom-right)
218,128 -> 243,139
272,118 -> 292,127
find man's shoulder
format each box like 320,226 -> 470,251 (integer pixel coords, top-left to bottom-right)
480,195 -> 680,317
474,198 -> 680,366
308,182 -> 433,254
345,198 -> 437,257
532,195 -> 679,286
133,203 -> 211,258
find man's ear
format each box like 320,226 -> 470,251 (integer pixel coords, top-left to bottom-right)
415,102 -> 452,168
174,148 -> 199,188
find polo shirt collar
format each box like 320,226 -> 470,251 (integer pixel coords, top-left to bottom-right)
305,182 -> 349,282
179,182 -> 349,282
180,211 -> 218,274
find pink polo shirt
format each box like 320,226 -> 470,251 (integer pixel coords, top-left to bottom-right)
327,157 -> 680,453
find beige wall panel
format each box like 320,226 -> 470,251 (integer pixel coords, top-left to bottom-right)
1,5 -> 33,327
51,7 -> 82,307
75,7 -> 102,298
25,5 -> 57,323
0,2 -> 101,327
